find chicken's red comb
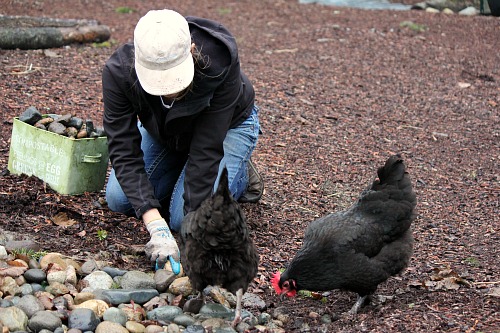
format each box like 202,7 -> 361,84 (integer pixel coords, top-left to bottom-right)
271,271 -> 282,294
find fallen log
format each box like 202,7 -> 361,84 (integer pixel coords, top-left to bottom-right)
0,15 -> 110,50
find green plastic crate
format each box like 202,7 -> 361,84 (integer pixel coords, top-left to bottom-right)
8,117 -> 109,195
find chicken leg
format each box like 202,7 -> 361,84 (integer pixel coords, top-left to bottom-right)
232,288 -> 244,327
347,294 -> 369,316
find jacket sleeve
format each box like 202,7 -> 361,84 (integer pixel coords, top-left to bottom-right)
182,59 -> 243,213
102,50 -> 161,218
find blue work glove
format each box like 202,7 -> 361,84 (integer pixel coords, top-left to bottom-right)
145,219 -> 181,274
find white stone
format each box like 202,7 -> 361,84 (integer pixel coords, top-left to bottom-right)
47,270 -> 67,284
459,6 -> 479,15
0,245 -> 8,260
82,270 -> 113,291
425,7 -> 440,13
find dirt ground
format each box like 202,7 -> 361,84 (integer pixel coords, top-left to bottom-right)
1,0 -> 499,332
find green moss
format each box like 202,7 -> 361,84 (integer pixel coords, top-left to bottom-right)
115,6 -> 134,14
10,248 -> 48,261
217,7 -> 232,15
400,21 -> 427,33
92,41 -> 111,48
464,257 -> 481,267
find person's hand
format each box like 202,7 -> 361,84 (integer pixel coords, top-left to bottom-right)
145,219 -> 181,274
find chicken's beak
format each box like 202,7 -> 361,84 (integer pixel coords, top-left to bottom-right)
279,287 -> 292,301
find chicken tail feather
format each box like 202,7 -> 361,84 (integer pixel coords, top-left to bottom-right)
360,154 -> 417,238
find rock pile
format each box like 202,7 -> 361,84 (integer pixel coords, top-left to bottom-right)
18,106 -> 106,139
410,0 -> 489,15
0,242 -> 287,333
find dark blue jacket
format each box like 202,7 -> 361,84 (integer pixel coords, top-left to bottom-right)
102,16 -> 255,218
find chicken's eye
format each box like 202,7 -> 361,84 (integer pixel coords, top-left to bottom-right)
283,281 -> 289,288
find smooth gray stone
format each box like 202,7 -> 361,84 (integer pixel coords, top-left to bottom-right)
184,325 -> 206,333
173,313 -> 196,327
67,308 -> 100,332
147,305 -> 183,321
199,303 -> 252,321
24,269 -> 47,284
95,289 -> 159,305
28,310 -> 63,332
101,266 -> 128,278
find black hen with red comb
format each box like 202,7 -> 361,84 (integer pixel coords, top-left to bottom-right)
272,155 -> 417,315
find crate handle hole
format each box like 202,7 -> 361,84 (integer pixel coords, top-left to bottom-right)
83,154 -> 102,163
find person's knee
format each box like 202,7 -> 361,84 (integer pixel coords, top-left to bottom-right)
169,213 -> 183,233
105,182 -> 134,216
106,192 -> 132,215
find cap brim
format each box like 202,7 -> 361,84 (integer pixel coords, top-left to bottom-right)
135,54 -> 194,96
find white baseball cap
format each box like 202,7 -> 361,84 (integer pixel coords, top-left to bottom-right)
134,9 -> 194,96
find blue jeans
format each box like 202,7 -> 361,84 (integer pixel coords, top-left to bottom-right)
106,105 -> 260,232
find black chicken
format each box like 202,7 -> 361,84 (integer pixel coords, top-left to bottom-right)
272,154 -> 417,315
180,167 -> 259,326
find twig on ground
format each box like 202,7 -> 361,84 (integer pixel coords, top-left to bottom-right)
4,64 -> 49,75
399,125 -> 424,130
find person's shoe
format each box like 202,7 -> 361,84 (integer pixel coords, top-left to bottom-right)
238,159 -> 264,203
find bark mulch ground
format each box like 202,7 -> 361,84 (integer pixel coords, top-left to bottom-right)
1,0 -> 499,332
